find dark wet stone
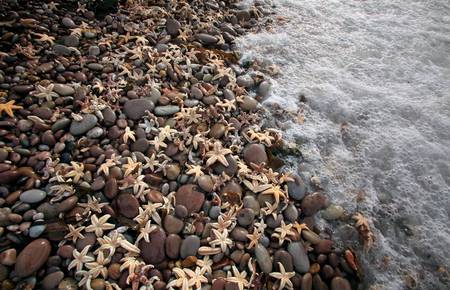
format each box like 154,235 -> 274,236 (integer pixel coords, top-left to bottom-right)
163,215 -> 184,234
331,277 -> 351,290
237,208 -> 255,227
175,184 -> 205,214
314,239 -> 333,254
131,138 -> 149,153
212,154 -> 237,176
43,271 -> 64,290
196,33 -> 218,44
116,194 -> 139,218
102,107 -> 116,126
166,18 -> 181,35
64,35 -> 79,47
139,227 -> 166,264
287,174 -> 307,200
124,99 -> 154,120
255,244 -> 272,273
288,242 -> 310,273
274,250 -> 294,272
62,17 -> 76,28
243,144 -> 267,165
301,192 -> 328,216
15,238 -> 51,277
180,235 -> 200,259
12,85 -> 34,94
165,234 -> 181,259
70,114 -> 98,135
53,84 -> 75,96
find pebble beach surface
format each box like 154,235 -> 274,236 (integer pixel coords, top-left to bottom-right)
0,1 -> 363,289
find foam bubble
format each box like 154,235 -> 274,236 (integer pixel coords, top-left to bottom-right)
239,0 -> 450,289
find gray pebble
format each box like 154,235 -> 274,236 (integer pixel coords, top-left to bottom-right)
70,114 -> 98,135
154,105 -> 180,116
180,235 -> 200,258
20,189 -> 47,204
255,244 -> 272,273
288,242 -> 310,273
29,225 -> 46,238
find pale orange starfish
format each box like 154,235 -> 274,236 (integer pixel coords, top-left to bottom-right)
0,100 -> 22,117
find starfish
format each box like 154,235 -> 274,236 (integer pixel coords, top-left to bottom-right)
272,220 -> 295,246
166,267 -> 189,290
270,262 -> 295,290
261,201 -> 278,219
32,84 -> 58,101
149,136 -> 167,151
158,125 -> 177,142
196,256 -> 213,275
123,126 -> 136,143
185,267 -> 208,289
85,250 -> 110,279
78,195 -> 108,215
185,164 -> 204,181
246,230 -> 262,249
122,155 -> 142,177
142,153 -> 159,172
136,220 -> 158,243
68,245 -> 94,272
65,161 -> 85,183
0,100 -> 22,117
85,214 -> 115,237
65,224 -> 85,243
205,141 -> 232,167
97,158 -> 117,177
226,265 -> 249,290
260,185 -> 288,205
292,221 -> 310,236
210,229 -> 233,252
32,32 -> 55,45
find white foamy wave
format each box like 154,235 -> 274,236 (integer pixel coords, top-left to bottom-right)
239,0 -> 450,289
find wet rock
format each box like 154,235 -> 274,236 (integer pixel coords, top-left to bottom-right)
64,35 -> 79,47
236,75 -> 254,88
239,96 -> 258,111
70,114 -> 98,135
314,239 -> 333,254
287,174 -> 306,200
321,204 -> 345,220
0,249 -> 16,266
243,144 -> 267,165
287,242 -> 310,273
196,33 -> 218,44
301,192 -> 328,216
131,138 -> 149,153
331,277 -> 351,290
116,194 -> 139,218
62,17 -> 76,28
89,45 -> 100,56
53,44 -> 73,56
102,107 -> 116,126
29,225 -> 46,238
302,273 -> 313,290
283,203 -> 298,222
255,244 -> 272,273
163,215 -> 184,234
43,271 -> 64,290
165,234 -> 182,259
15,238 -> 51,277
53,84 -> 75,96
87,127 -> 104,139
37,62 -> 54,73
154,105 -> 180,116
20,189 -> 46,203
237,208 -> 255,227
180,235 -> 200,259
212,154 -> 237,176
175,184 -> 205,214
197,175 -> 214,192
166,18 -> 181,35
274,250 -> 294,272
139,227 -> 166,264
124,99 -> 154,120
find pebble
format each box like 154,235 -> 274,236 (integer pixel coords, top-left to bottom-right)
124,99 -> 154,120
255,244 -> 272,273
86,127 -> 104,139
37,62 -> 54,73
174,205 -> 188,219
87,63 -> 104,71
239,96 -> 258,111
29,225 -> 46,238
58,278 -> 78,290
102,107 -> 116,126
15,238 -> 51,277
154,105 -> 180,116
236,75 -> 254,88
287,242 -> 310,273
166,18 -> 181,35
243,144 -> 267,165
331,277 -> 351,290
20,189 -> 47,204
12,85 -> 34,94
197,175 -> 214,192
64,35 -> 79,47
139,227 -> 166,264
302,230 -> 321,245
231,227 -> 248,242
52,118 -> 71,132
42,271 -> 64,290
301,192 -> 328,216
116,194 -> 139,218
89,45 -> 100,56
274,250 -> 294,272
212,154 -> 238,176
321,204 -> 345,220
131,138 -> 149,153
258,80 -> 271,97
209,206 -> 221,219
283,203 -> 298,222
53,44 -> 73,56
314,239 -> 333,254
163,215 -> 184,234
53,84 -> 75,96
243,195 -> 260,213
237,208 -> 255,227
287,174 -> 307,200
302,273 -> 313,290
165,234 -> 182,259
180,235 -> 200,259
196,33 -> 218,44
70,114 -> 98,135
0,249 -> 16,266
175,184 -> 205,214
62,17 -> 76,28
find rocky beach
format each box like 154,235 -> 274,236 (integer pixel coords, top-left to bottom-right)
0,1 -> 364,289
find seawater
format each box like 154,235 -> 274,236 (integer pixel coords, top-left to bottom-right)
239,0 -> 450,289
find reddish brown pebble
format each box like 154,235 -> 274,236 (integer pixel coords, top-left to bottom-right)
175,184 -> 205,214
14,238 -> 51,277
116,193 -> 139,218
243,143 -> 267,165
0,249 -> 16,266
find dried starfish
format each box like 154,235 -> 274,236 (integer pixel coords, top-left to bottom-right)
0,100 -> 22,117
